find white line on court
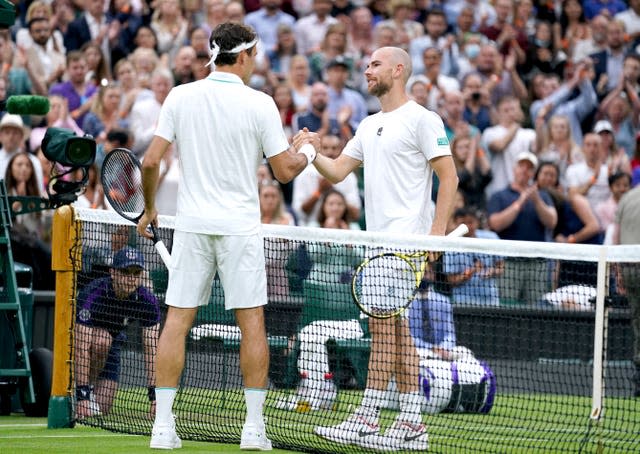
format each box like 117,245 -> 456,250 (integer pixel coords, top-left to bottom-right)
1,423 -> 47,427
0,433 -> 139,439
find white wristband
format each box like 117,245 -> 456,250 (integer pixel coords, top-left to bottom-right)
298,143 -> 317,166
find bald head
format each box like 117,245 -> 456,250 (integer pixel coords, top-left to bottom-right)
374,46 -> 412,83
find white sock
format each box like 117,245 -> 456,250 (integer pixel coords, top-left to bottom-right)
398,391 -> 422,424
244,388 -> 267,427
154,387 -> 177,427
358,388 -> 384,422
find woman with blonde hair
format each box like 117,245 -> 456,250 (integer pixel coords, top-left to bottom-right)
259,179 -> 295,226
374,0 -> 423,51
150,0 -> 188,62
537,114 -> 584,185
286,55 -> 312,111
82,83 -> 128,154
128,47 -> 160,89
308,22 -> 353,83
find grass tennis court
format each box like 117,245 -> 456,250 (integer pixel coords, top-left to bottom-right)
0,415 -> 299,453
12,389 -> 636,453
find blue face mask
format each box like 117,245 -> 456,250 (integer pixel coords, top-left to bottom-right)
465,43 -> 480,60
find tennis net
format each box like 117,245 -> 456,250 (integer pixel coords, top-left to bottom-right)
51,207 -> 639,453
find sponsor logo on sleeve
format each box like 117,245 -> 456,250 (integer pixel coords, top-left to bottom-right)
436,137 -> 449,146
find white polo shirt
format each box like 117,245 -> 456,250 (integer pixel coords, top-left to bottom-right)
342,100 -> 451,234
155,72 -> 289,235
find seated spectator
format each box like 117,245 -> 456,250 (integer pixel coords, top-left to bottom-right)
593,120 -> 632,176
245,0 -> 296,53
259,179 -> 295,226
113,58 -> 146,122
479,0 -> 527,64
408,286 -> 457,360
566,133 -> 612,211
150,0 -> 189,64
308,23 -> 354,84
474,43 -> 528,107
292,134 -> 360,226
22,16 -> 66,95
266,24 -> 298,84
172,46 -> 197,86
487,152 -> 557,305
411,46 -> 459,111
5,152 -> 53,290
374,0 -> 423,51
556,0 -> 590,62
615,0 -> 640,45
128,47 -> 161,91
590,19 -> 629,97
583,0 -> 627,21
325,56 -> 368,131
292,82 -> 354,141
273,82 -> 297,142
130,68 -> 174,157
0,115 -> 44,192
461,73 -> 492,133
481,96 -> 537,198
536,161 -> 601,287
595,171 -> 632,242
409,9 -> 459,77
598,83 -> 639,158
82,82 -> 129,168
49,51 -> 97,127
286,55 -> 312,112
312,188 -> 360,230
444,208 -> 503,307
450,135 -> 491,212
536,114 -> 585,186
293,0 -> 338,56
573,14 -> 609,63
530,63 -> 598,146
81,41 -> 112,86
16,1 -> 66,55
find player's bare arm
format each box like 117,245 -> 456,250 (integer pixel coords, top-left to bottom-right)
138,136 -> 171,240
430,155 -> 459,236
312,152 -> 361,184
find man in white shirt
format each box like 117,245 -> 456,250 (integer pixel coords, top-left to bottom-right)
129,68 -> 174,157
0,114 -> 44,192
300,46 -> 458,452
294,0 -> 338,55
292,134 -> 361,225
481,96 -> 536,198
137,23 -> 313,451
566,133 -> 611,211
615,0 -> 640,43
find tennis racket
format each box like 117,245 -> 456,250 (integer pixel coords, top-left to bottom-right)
101,148 -> 171,267
352,223 -> 469,319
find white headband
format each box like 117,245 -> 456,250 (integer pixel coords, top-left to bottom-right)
206,38 -> 259,68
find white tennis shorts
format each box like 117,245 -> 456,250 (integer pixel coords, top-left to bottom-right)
165,230 -> 267,310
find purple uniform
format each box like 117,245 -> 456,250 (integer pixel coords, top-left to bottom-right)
76,277 -> 160,337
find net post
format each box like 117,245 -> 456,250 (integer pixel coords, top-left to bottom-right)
590,246 -> 608,426
47,205 -> 79,429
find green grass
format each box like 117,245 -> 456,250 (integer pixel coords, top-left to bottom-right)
3,390 -> 638,453
0,415 -> 300,453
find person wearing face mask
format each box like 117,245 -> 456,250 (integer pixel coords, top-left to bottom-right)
458,34 -> 484,79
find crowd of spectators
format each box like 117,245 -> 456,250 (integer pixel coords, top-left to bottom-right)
3,0 -> 640,297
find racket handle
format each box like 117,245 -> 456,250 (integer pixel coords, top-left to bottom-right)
149,224 -> 172,267
154,240 -> 172,268
448,223 -> 469,238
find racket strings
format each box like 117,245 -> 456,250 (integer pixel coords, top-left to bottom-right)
354,254 -> 418,317
102,152 -> 145,217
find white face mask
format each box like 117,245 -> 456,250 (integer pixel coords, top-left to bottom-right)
465,43 -> 480,60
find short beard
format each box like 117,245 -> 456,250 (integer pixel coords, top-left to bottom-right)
368,79 -> 391,97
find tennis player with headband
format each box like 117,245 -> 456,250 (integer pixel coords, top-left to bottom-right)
137,22 -> 315,450
294,46 -> 459,451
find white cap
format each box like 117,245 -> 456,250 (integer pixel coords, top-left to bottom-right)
0,114 -> 26,137
516,151 -> 538,168
593,120 -> 613,134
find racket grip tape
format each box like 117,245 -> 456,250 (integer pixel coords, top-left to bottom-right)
155,241 -> 172,268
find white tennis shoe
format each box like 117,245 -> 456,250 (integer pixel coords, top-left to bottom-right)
358,419 -> 429,452
240,423 -> 272,451
314,412 -> 380,446
150,422 -> 182,450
